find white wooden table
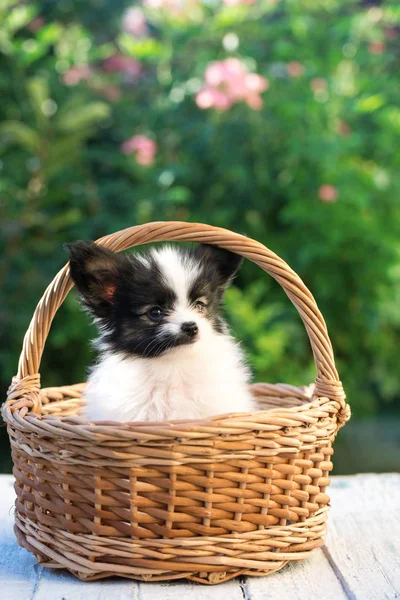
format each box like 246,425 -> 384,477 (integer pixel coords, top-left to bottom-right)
1,474 -> 399,600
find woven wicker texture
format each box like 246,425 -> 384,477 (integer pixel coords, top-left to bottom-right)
3,222 -> 350,584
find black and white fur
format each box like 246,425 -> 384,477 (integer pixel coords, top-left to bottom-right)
66,241 -> 255,422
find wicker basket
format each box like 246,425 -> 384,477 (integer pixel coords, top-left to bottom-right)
3,221 -> 350,584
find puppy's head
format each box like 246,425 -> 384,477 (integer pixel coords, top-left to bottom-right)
66,241 -> 242,357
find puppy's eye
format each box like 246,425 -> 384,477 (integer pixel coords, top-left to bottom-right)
148,306 -> 163,321
193,300 -> 207,312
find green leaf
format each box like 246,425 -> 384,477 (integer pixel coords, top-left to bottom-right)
5,4 -> 37,33
214,6 -> 251,28
15,39 -> 48,66
55,102 -> 111,132
36,23 -> 63,45
0,121 -> 40,152
27,77 -> 49,125
42,132 -> 95,178
165,186 -> 192,204
118,33 -> 164,60
355,95 -> 385,113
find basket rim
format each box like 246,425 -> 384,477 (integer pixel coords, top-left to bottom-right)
3,378 -> 350,441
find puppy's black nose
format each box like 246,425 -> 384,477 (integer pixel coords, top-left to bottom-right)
181,321 -> 198,338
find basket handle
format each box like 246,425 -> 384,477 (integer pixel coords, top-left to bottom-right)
16,221 -> 346,410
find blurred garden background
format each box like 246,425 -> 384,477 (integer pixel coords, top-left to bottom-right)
1,0 -> 399,474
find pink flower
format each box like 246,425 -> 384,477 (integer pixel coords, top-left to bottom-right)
244,74 -> 269,109
318,185 -> 338,203
196,88 -> 232,111
223,0 -> 254,5
205,62 -> 231,87
245,73 -> 269,93
246,93 -> 264,110
121,135 -> 157,166
122,7 -> 148,39
103,55 -> 141,77
310,78 -> 327,93
63,65 -> 92,86
287,61 -> 304,77
197,58 -> 269,112
368,41 -> 386,55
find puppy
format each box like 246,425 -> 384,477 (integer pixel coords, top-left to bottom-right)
66,241 -> 255,422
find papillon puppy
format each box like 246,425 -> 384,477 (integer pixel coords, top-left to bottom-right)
66,241 -> 255,422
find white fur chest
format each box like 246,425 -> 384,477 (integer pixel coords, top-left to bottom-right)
84,333 -> 254,422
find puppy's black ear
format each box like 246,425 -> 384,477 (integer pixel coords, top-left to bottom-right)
194,243 -> 243,287
65,241 -> 124,318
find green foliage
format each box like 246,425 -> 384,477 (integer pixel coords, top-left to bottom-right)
1,0 -> 400,457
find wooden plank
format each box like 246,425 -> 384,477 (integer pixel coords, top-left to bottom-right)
34,569 -> 140,600
242,547 -> 347,599
32,562 -> 244,600
32,546 -> 244,599
138,578 -> 244,600
325,473 -> 400,600
247,474 -> 400,600
0,475 -> 40,600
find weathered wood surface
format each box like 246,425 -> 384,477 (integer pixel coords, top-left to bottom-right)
0,474 -> 399,599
